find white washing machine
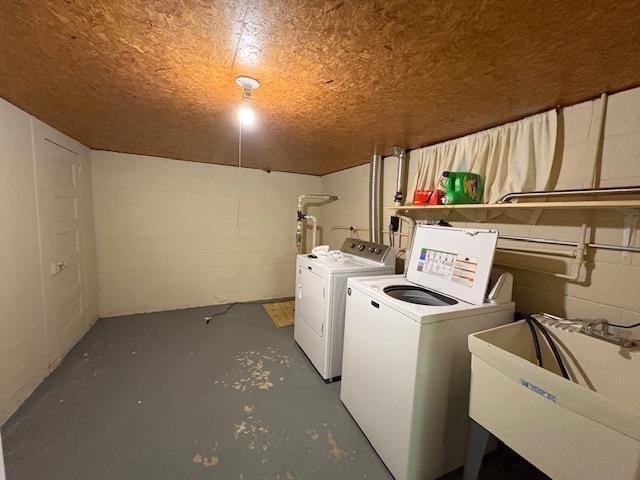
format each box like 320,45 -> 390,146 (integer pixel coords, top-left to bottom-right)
294,238 -> 395,381
340,225 -> 515,480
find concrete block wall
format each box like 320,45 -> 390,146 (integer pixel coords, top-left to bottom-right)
319,157 -> 408,251
318,87 -> 640,327
92,151 -> 322,317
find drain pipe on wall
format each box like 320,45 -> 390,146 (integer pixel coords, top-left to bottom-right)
296,194 -> 339,253
305,214 -> 318,251
368,147 -> 411,249
388,146 -> 410,249
369,152 -> 383,243
590,93 -> 608,188
391,147 -> 408,207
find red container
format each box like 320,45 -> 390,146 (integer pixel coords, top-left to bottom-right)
413,189 -> 443,205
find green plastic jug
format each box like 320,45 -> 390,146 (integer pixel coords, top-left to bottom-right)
442,171 -> 483,204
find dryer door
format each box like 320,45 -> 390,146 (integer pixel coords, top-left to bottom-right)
298,267 -> 326,337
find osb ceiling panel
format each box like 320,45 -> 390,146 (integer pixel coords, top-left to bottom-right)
1,1 -> 640,175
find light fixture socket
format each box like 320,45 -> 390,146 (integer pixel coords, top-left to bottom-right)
235,75 -> 260,125
235,75 -> 260,91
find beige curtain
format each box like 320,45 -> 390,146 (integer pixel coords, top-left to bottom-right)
409,110 -> 557,203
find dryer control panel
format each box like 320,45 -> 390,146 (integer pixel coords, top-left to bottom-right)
340,238 -> 391,263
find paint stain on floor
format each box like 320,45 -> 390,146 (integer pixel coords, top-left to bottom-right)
193,443 -> 220,468
233,405 -> 273,463
327,431 -> 346,460
306,423 -> 354,461
192,452 -> 220,467
215,347 -> 293,392
274,473 -> 295,480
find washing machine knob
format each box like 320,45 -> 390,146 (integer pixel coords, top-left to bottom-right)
357,244 -> 365,251
368,247 -> 375,252
349,243 -> 356,248
374,248 -> 381,254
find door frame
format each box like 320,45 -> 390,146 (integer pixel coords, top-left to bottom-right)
31,118 -> 98,370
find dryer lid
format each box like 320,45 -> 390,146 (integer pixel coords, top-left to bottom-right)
406,225 -> 498,305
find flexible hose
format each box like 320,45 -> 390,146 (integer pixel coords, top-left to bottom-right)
609,321 -> 640,329
528,316 -> 570,380
525,317 -> 543,368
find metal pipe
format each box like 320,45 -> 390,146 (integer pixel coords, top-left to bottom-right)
369,153 -> 383,243
496,245 -> 577,258
395,214 -> 639,254
588,243 -> 640,253
330,226 -> 409,237
297,194 -> 339,211
296,217 -> 304,254
499,234 -> 640,254
495,225 -> 588,281
296,194 -> 339,253
391,147 -> 408,207
498,186 -> 640,203
499,234 -> 578,247
306,214 -> 318,251
590,93 -> 607,188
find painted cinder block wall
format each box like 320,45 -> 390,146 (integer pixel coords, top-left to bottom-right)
318,87 -> 640,327
91,151 -> 322,317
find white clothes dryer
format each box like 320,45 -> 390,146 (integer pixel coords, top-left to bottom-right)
294,238 -> 395,381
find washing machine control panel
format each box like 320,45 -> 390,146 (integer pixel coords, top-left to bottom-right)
406,225 -> 498,305
340,238 -> 391,263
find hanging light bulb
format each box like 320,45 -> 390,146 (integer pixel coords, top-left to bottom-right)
233,75 -> 260,234
238,104 -> 256,126
235,75 -> 260,127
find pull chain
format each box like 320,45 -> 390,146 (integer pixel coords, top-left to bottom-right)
236,121 -> 242,233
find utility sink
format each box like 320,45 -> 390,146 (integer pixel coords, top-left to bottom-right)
468,319 -> 640,480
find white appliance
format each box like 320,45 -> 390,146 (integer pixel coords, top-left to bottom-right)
340,225 -> 515,480
467,319 -> 640,480
0,435 -> 5,480
294,238 -> 395,381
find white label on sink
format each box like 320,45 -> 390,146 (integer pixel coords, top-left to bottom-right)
521,379 -> 557,402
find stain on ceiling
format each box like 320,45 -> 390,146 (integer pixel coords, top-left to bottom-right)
1,1 -> 640,175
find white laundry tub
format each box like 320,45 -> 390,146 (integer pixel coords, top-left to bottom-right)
468,319 -> 640,480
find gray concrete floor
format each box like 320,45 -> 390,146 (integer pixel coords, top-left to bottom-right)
2,303 -> 547,480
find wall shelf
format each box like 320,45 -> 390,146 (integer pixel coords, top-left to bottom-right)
390,199 -> 640,212
390,198 -> 640,260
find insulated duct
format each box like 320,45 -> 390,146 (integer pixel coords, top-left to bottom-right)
369,153 -> 383,243
391,147 -> 408,207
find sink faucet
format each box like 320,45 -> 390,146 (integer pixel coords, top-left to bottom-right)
582,319 -> 610,336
